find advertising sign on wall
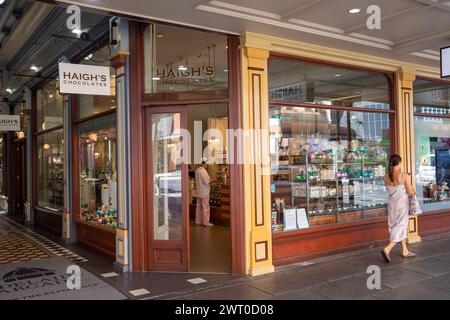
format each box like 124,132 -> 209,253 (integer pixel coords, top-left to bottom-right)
441,46 -> 450,78
58,63 -> 111,96
0,115 -> 20,131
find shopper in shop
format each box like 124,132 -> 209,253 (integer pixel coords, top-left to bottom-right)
195,158 -> 213,227
381,154 -> 416,263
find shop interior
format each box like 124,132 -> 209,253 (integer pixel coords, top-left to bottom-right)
187,103 -> 231,274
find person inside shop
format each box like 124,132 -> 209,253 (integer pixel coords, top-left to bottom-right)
195,158 -> 213,227
381,154 -> 416,263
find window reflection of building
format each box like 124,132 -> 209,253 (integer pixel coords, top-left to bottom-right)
414,80 -> 450,212
269,57 -> 393,231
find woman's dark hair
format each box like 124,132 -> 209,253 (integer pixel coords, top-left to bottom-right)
388,154 -> 402,182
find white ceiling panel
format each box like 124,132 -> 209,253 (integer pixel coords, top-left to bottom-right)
51,0 -> 450,69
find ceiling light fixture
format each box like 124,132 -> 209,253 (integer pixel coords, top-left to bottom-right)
152,77 -> 161,81
157,34 -> 164,38
349,8 -> 361,14
84,53 -> 93,60
30,65 -> 41,72
72,28 -> 82,36
178,65 -> 188,71
335,74 -> 341,77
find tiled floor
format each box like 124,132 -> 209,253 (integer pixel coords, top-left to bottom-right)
176,233 -> 450,300
4,213 -> 450,300
0,214 -> 246,300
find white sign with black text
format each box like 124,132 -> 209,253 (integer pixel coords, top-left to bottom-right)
59,63 -> 111,96
441,47 -> 450,78
0,115 -> 20,131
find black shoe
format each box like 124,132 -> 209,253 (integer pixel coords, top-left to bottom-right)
381,249 -> 391,263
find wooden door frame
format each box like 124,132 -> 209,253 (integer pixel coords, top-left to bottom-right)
144,105 -> 190,271
129,21 -> 245,274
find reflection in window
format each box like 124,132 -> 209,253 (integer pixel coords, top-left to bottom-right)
37,130 -> 64,211
144,24 -> 228,95
37,81 -> 63,132
79,114 -> 118,229
269,106 -> 391,231
152,113 -> 182,240
413,79 -> 450,212
414,117 -> 450,211
269,58 -> 391,110
79,44 -> 116,119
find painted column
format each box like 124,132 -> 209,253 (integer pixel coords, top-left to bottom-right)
62,94 -> 75,243
242,47 -> 274,276
24,88 -> 33,225
110,18 -> 132,272
396,68 -> 421,244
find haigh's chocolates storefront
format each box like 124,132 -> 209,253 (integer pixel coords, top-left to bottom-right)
7,0 -> 450,276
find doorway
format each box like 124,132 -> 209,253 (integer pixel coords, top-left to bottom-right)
145,103 -> 231,273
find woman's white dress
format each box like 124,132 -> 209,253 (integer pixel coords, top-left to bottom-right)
386,174 -> 410,243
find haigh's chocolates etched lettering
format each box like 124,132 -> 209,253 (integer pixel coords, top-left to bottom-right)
156,66 -> 216,85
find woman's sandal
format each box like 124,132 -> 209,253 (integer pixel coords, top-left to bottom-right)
402,252 -> 416,258
381,249 -> 391,263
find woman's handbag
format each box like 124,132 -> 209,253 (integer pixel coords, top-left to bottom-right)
409,195 -> 423,215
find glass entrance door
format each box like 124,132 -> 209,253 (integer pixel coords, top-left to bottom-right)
145,106 -> 189,271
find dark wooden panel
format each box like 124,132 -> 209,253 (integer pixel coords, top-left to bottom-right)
153,248 -> 183,265
34,207 -> 63,236
419,210 -> 450,237
76,222 -> 116,258
272,218 -> 389,266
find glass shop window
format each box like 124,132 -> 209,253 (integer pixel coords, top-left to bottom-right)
78,114 -> 118,229
269,57 -> 394,232
143,23 -> 228,97
37,130 -> 64,211
79,44 -> 116,119
269,58 -> 392,110
414,79 -> 450,212
36,80 -> 63,132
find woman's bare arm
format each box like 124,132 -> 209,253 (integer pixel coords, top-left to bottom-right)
404,173 -> 415,196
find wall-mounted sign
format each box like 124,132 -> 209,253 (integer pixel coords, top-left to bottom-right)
441,46 -> 450,78
0,115 -> 20,131
59,63 -> 111,96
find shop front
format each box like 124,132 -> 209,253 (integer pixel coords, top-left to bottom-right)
238,32 -> 449,275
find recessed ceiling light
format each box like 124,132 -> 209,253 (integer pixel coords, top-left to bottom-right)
178,65 -> 188,71
152,77 -> 160,81
157,34 -> 164,38
349,8 -> 361,14
224,69 -> 228,72
335,74 -> 341,77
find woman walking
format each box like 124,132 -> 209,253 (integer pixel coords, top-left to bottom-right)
381,154 -> 416,263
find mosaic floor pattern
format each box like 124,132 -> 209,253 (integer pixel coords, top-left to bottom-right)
0,216 -> 87,264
